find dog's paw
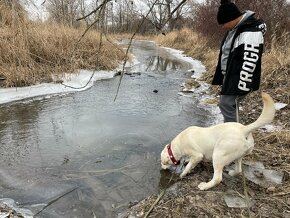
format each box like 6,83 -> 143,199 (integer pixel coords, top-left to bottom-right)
198,182 -> 209,191
228,170 -> 240,177
180,172 -> 187,178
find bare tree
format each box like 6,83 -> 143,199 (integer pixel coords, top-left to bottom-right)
78,0 -> 89,25
45,0 -> 82,26
111,0 -> 134,32
145,0 -> 188,32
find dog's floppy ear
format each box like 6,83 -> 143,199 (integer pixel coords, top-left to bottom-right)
161,147 -> 171,165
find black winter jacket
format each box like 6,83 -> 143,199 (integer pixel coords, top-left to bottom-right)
212,15 -> 266,95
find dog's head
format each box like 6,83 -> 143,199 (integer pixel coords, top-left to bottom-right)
160,146 -> 172,169
160,144 -> 180,169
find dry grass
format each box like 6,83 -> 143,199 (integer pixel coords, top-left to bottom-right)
0,3 -> 125,87
155,28 -> 212,61
262,32 -> 290,104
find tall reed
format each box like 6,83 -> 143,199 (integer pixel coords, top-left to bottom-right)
0,2 -> 125,87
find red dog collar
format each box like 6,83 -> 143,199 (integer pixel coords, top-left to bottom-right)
167,144 -> 180,166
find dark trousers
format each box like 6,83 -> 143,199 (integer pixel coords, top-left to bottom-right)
219,95 -> 246,122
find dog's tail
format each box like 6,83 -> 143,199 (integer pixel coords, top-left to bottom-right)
243,92 -> 275,136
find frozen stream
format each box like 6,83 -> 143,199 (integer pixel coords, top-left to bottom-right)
0,40 -> 211,217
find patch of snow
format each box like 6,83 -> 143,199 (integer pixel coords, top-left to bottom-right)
260,124 -> 283,132
0,70 -> 116,105
274,103 -> 287,110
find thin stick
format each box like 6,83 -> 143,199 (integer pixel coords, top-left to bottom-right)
76,0 -> 113,21
144,189 -> 166,218
273,191 -> 290,196
33,187 -> 78,216
236,97 -> 252,218
144,173 -> 174,217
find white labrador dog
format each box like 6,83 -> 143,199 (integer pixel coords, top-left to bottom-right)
161,92 -> 275,190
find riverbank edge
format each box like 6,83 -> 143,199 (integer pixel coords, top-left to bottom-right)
119,40 -> 290,217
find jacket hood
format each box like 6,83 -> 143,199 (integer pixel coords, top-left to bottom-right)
238,10 -> 267,35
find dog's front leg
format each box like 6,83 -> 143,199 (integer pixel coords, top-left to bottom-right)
180,154 -> 203,178
180,160 -> 194,178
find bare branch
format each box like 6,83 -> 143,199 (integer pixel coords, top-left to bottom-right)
170,0 -> 187,17
76,0 -> 112,21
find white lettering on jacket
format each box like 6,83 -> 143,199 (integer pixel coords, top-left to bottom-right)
238,44 -> 260,91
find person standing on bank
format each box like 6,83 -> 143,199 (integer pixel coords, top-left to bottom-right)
212,0 -> 267,122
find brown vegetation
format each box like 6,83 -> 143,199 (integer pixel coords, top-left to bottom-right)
193,0 -> 290,46
0,1 -> 125,87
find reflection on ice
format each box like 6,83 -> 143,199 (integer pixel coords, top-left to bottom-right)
145,55 -> 182,71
